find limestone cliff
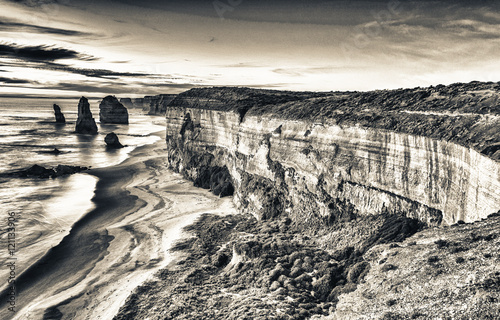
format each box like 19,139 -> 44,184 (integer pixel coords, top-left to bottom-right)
165,84 -> 500,226
145,94 -> 177,115
99,96 -> 129,124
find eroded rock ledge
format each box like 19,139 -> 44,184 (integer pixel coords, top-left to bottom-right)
165,84 -> 500,226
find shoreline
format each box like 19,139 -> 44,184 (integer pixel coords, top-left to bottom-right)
0,130 -> 237,319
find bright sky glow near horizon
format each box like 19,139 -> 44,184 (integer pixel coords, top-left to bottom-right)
0,0 -> 499,98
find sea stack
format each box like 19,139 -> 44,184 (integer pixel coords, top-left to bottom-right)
99,96 -> 129,124
53,104 -> 65,123
104,132 -> 124,148
75,97 -> 98,134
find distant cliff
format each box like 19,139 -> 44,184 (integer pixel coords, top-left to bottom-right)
145,94 -> 177,115
119,94 -> 177,115
165,83 -> 500,227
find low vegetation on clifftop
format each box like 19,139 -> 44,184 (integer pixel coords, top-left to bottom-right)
170,81 -> 500,159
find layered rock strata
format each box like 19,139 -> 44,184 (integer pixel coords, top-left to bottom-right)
165,85 -> 500,227
75,97 -> 98,134
99,96 -> 129,124
53,104 -> 65,123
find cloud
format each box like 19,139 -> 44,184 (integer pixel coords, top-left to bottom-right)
45,62 -> 150,78
0,76 -> 32,84
0,20 -> 92,36
45,81 -> 195,95
0,43 -> 96,62
273,66 -> 365,77
222,62 -> 266,68
6,0 -> 60,7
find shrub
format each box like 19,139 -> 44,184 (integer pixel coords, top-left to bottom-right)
427,256 -> 440,263
347,261 -> 370,283
381,264 -> 398,272
435,239 -> 449,248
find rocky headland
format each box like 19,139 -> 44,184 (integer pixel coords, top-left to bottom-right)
53,104 -> 66,123
115,81 -> 499,320
99,95 -> 129,124
75,96 -> 98,134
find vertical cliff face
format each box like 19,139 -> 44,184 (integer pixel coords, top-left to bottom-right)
165,86 -> 500,227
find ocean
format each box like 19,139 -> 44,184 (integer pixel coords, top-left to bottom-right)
0,98 -> 165,293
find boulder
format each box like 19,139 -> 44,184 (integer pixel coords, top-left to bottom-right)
75,97 -> 98,134
99,96 -> 129,124
53,104 -> 65,123
104,132 -> 124,148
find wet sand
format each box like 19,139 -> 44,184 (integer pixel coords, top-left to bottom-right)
0,132 -> 236,320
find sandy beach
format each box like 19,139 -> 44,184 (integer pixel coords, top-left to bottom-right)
0,131 -> 236,320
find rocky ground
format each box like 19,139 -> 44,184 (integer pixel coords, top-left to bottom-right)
114,210 -> 500,320
113,211 -> 440,320
331,213 -> 500,320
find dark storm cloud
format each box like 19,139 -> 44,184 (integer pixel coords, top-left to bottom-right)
1,59 -> 155,78
1,54 -> 185,87
47,63 -> 149,78
0,20 -> 92,36
0,76 -> 32,84
0,43 -> 96,62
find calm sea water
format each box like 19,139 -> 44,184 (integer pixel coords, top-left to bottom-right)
0,98 -> 165,291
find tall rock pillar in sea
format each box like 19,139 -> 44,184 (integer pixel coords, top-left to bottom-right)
75,97 -> 98,134
53,104 -> 65,123
99,96 -> 129,124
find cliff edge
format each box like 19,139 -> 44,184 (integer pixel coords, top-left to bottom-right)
165,83 -> 500,227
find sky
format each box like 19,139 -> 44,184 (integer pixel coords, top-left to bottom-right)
0,0 -> 499,98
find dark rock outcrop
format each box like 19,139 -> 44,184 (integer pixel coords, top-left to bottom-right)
104,132 -> 124,149
53,104 -> 65,123
5,164 -> 88,179
99,96 -> 129,124
75,97 -> 98,134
